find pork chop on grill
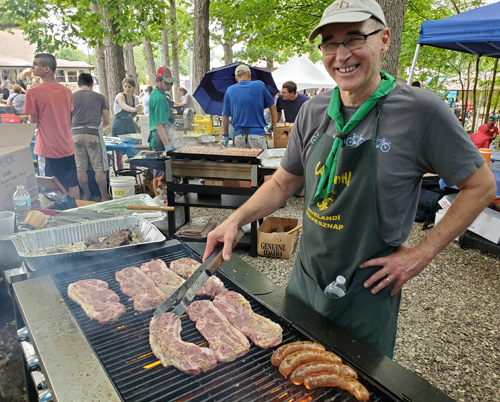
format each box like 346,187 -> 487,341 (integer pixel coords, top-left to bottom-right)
140,259 -> 185,297
115,267 -> 167,311
187,300 -> 250,363
67,279 -> 126,324
86,229 -> 133,250
213,291 -> 283,348
150,312 -> 217,375
169,257 -> 226,297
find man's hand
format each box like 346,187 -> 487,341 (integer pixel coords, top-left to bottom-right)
164,145 -> 173,153
220,136 -> 229,147
360,245 -> 430,296
203,220 -> 240,262
266,123 -> 274,134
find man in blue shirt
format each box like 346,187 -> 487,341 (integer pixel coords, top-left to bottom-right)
222,64 -> 277,149
276,81 -> 309,123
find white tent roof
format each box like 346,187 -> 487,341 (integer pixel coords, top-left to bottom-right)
272,55 -> 336,91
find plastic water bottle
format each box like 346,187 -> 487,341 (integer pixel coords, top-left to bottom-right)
489,141 -> 496,151
13,185 -> 31,230
324,275 -> 347,299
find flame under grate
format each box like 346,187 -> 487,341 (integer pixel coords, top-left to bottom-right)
52,244 -> 389,402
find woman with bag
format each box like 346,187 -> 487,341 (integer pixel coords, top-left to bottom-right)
110,77 -> 141,170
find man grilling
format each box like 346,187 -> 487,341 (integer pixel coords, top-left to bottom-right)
204,0 -> 495,358
221,64 -> 278,149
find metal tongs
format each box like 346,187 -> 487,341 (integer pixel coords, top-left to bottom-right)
153,230 -> 244,319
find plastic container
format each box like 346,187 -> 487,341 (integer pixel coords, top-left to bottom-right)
490,141 -> 496,151
324,275 -> 347,299
480,148 -> 492,163
13,185 -> 31,230
109,177 -> 136,199
1,114 -> 21,123
0,211 -> 16,240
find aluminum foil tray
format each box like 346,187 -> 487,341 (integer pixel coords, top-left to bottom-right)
10,216 -> 166,258
258,148 -> 285,168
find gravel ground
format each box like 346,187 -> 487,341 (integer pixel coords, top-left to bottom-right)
190,197 -> 500,402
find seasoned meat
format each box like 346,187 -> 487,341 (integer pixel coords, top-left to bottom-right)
47,248 -> 70,254
187,300 -> 250,363
140,259 -> 185,297
115,267 -> 167,311
150,312 -> 217,375
213,291 -> 283,348
86,229 -> 133,250
84,237 -> 100,247
170,257 -> 226,298
67,279 -> 126,324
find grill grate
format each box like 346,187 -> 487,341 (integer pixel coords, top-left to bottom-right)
52,244 -> 391,402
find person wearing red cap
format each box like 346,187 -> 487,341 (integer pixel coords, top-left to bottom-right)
148,66 -> 177,194
470,124 -> 490,149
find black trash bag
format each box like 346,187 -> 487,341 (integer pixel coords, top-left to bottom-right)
44,192 -> 78,210
415,188 -> 441,222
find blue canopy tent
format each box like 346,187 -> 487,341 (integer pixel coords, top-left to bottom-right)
407,2 -> 500,84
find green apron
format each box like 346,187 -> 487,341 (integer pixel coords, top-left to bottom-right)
110,94 -> 138,137
286,99 -> 401,358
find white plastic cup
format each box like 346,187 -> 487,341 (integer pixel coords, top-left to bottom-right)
0,211 -> 16,240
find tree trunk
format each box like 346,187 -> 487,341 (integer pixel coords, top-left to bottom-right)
462,62 -> 472,124
222,42 -> 233,65
485,59 -> 499,121
125,42 -> 139,95
377,0 -> 407,78
103,8 -> 126,118
266,56 -> 274,72
192,0 -> 210,114
142,27 -> 157,88
94,43 -> 108,103
472,57 -> 481,132
90,3 -> 108,104
161,8 -> 171,67
170,0 -> 181,102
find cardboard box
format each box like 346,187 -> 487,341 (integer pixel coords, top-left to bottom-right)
273,123 -> 293,148
204,180 -> 224,186
438,193 -> 500,243
223,180 -> 250,188
0,124 -> 38,211
258,216 -> 299,259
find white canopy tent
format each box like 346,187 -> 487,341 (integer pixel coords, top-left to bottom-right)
271,55 -> 336,91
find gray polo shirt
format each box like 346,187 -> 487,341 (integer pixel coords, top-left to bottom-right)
281,84 -> 484,246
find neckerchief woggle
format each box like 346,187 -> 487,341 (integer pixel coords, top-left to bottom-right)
312,71 -> 396,203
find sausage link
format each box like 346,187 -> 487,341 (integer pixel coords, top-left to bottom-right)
304,373 -> 370,402
270,341 -> 325,366
279,350 -> 342,377
290,361 -> 358,385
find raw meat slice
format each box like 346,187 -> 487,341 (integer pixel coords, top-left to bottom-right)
213,291 -> 283,348
187,300 -> 250,363
170,257 -> 200,277
67,279 -> 126,324
116,267 -> 167,312
140,259 -> 185,297
150,312 -> 217,375
170,257 -> 226,297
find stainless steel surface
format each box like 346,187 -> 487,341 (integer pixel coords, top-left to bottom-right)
13,276 -> 121,402
10,215 -> 165,258
167,160 -> 257,181
66,194 -> 166,219
258,148 -> 285,169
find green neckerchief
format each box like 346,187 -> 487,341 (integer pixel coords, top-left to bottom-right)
312,71 -> 395,203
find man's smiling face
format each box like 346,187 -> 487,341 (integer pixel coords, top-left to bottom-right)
320,19 -> 390,102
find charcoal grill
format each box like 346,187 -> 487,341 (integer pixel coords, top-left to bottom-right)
12,241 -> 454,402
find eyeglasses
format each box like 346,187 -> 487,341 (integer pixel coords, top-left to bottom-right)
318,29 -> 382,55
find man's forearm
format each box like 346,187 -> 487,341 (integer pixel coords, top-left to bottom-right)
222,115 -> 229,136
270,105 -> 278,126
414,164 -> 496,265
156,124 -> 170,146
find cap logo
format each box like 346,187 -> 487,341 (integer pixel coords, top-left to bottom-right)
324,0 -> 350,16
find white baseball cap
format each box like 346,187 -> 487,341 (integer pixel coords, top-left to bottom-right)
309,0 -> 386,41
235,64 -> 251,75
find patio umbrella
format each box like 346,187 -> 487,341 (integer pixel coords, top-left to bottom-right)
193,63 -> 279,116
